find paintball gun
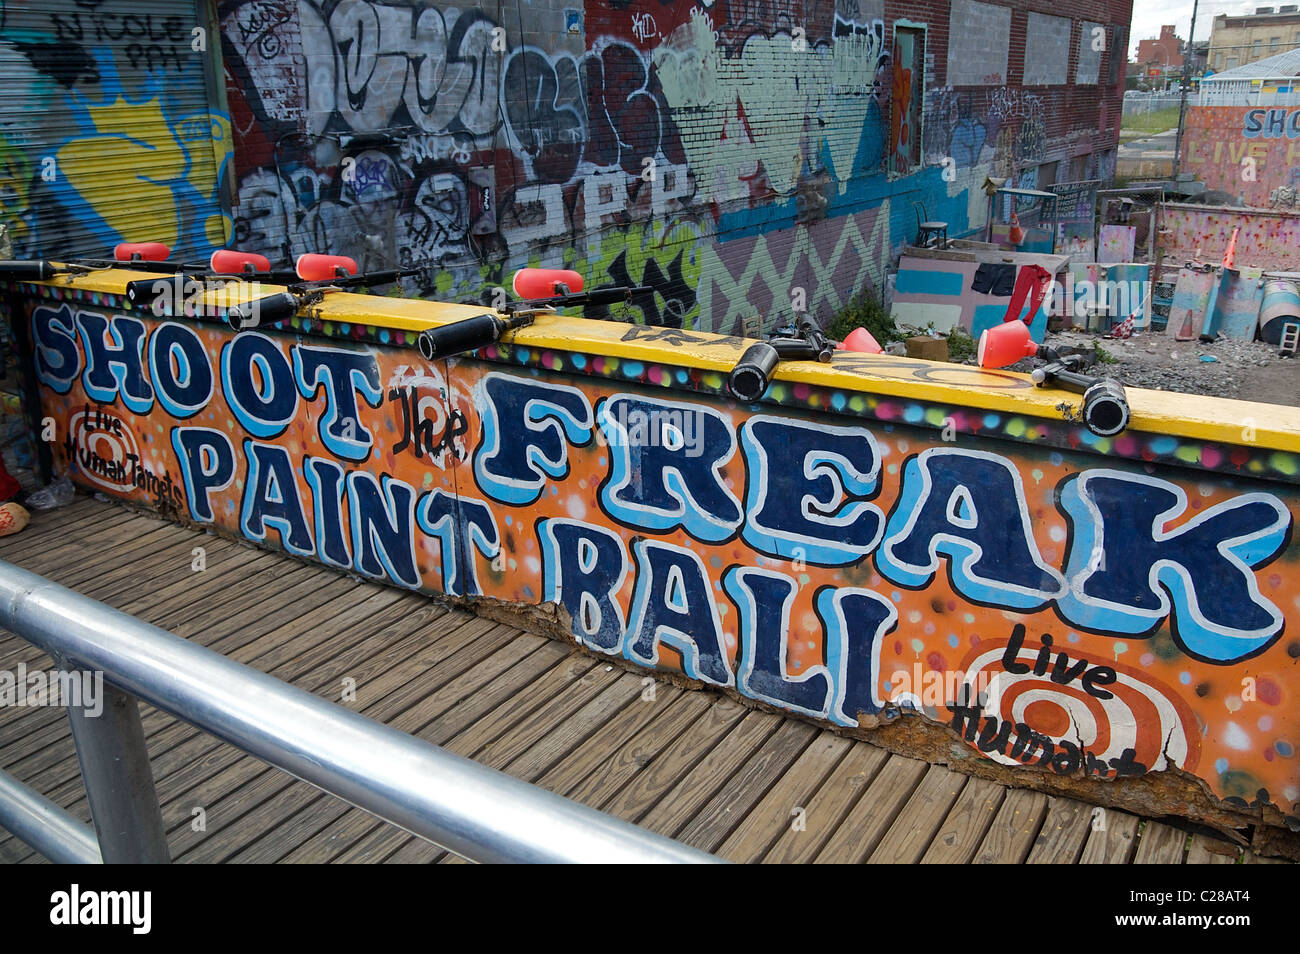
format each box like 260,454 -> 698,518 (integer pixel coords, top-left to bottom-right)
414,269 -> 651,361
225,254 -> 418,330
977,319 -> 1130,437
727,319 -> 836,403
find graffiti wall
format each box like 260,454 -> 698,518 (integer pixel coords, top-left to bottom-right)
1183,105 -> 1300,210
216,0 -> 1131,335
1160,202 -> 1300,272
13,272 -> 1300,833
0,0 -> 232,259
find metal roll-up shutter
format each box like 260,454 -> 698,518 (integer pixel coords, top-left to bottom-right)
0,0 -> 232,261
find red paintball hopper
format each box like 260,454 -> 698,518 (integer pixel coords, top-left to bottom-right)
114,242 -> 170,262
296,253 -> 358,282
838,327 -> 883,354
977,319 -> 1039,368
513,268 -> 583,299
211,249 -> 272,274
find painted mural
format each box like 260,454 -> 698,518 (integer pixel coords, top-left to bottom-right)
15,277 -> 1300,833
0,0 -> 232,259
216,0 -> 1129,335
1160,202 -> 1300,272
1183,105 -> 1300,210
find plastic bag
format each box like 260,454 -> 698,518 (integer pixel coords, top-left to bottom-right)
26,475 -> 76,511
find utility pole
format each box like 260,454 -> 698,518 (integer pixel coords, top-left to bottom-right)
1173,0 -> 1201,178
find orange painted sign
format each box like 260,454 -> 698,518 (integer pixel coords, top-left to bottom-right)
17,285 -> 1300,829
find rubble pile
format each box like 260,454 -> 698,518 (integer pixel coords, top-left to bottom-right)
957,328 -> 1293,403
1048,330 -> 1283,400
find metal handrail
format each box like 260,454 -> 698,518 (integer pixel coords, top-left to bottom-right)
0,559 -> 722,864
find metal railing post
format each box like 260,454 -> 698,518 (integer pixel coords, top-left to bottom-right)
0,770 -> 102,863
66,683 -> 170,863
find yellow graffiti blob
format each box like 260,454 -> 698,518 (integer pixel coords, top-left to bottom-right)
57,98 -> 231,249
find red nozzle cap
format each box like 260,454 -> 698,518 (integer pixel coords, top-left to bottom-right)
296,253 -> 358,282
977,320 -> 1039,368
211,249 -> 271,274
513,268 -> 584,299
114,242 -> 171,262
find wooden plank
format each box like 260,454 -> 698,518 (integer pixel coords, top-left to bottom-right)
8,582 -> 417,818
534,683 -> 687,799
560,691 -> 716,811
171,621 -> 523,862
870,764 -> 968,864
7,599 -> 501,861
1026,797 -> 1095,864
920,776 -> 1005,864
763,742 -> 890,864
814,754 -> 928,863
1079,809 -> 1141,864
0,566 -> 333,780
972,788 -> 1047,864
287,642 -> 577,862
382,681 -> 702,868
316,654 -> 602,865
319,660 -> 618,868
1133,820 -> 1188,864
440,657 -> 601,761
717,733 -> 853,863
0,564 -> 341,780
469,666 -> 625,771
669,719 -> 817,851
1186,835 -> 1240,864
501,672 -> 645,782
224,634 -> 561,864
629,710 -> 781,836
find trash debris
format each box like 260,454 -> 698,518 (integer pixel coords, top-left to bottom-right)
1199,355 -> 1219,362
0,501 -> 29,537
26,475 -> 76,510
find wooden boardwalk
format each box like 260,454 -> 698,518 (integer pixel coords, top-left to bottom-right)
0,496 -> 1282,864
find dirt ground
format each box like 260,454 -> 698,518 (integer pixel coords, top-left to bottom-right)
1015,330 -> 1300,410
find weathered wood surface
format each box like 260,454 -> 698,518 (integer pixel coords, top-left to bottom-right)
0,497 -> 1276,864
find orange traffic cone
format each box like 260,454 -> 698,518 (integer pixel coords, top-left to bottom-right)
1222,227 -> 1240,269
1008,212 -> 1025,245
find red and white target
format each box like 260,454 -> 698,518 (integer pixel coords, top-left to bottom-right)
960,639 -> 1200,774
68,409 -> 141,495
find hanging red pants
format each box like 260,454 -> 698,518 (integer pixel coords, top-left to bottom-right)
1002,264 -> 1053,325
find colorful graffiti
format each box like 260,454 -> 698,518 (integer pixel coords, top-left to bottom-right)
1183,105 -> 1300,209
20,279 -> 1300,831
0,1 -> 232,259
1160,202 -> 1300,272
215,0 -> 1127,333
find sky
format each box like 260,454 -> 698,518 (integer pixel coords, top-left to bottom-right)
1127,0 -> 1268,58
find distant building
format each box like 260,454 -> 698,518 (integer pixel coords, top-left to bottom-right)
1208,7 -> 1300,73
1137,25 -> 1185,73
1189,40 -> 1211,75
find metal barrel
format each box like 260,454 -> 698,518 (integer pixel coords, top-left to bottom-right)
1259,279 -> 1300,345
